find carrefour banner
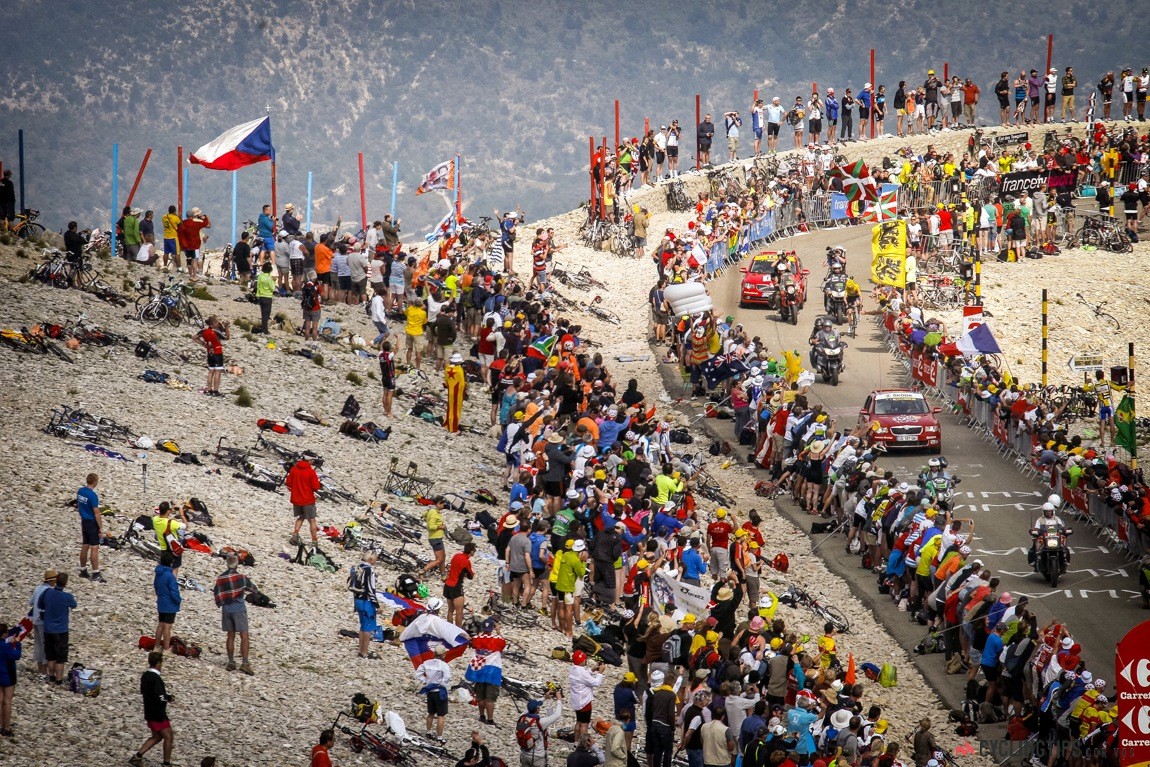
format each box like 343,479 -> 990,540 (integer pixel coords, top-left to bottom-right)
870,220 -> 908,288
830,193 -> 850,220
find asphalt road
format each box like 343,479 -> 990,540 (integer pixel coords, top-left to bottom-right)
706,222 -> 1142,707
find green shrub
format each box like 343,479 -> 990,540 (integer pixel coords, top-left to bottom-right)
312,354 -> 325,367
346,372 -> 363,386
191,286 -> 217,302
234,386 -> 254,408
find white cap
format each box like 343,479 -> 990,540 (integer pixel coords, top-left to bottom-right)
571,539 -> 587,552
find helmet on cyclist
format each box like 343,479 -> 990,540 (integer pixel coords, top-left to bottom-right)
572,650 -> 588,665
425,597 -> 444,613
1047,494 -> 1062,507
1042,503 -> 1056,516
928,458 -> 941,469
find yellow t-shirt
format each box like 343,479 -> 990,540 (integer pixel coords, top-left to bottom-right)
424,507 -> 445,540
405,305 -> 427,336
153,517 -> 183,551
162,213 -> 181,241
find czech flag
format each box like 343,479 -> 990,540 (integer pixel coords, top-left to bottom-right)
190,116 -> 275,171
399,613 -> 470,668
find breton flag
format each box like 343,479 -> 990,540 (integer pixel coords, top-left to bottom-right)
189,116 -> 275,171
399,612 -> 470,668
415,159 -> 456,196
829,160 -> 879,203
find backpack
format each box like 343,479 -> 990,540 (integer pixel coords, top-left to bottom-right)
169,635 -> 202,659
516,713 -> 542,751
219,545 -> 256,567
341,395 -> 361,420
347,563 -> 373,598
138,370 -> 169,384
186,497 -> 213,526
770,553 -> 790,573
661,633 -> 683,664
295,544 -> 339,572
394,573 -> 420,599
878,662 -> 898,687
68,665 -> 102,697
134,340 -> 155,359
301,282 -> 320,311
351,692 -> 379,723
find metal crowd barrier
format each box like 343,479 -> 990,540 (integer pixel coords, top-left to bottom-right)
880,314 -> 1148,561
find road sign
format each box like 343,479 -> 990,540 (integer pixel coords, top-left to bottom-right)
1068,351 -> 1105,373
1117,620 -> 1150,767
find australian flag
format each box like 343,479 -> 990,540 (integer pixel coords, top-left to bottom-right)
699,352 -> 749,388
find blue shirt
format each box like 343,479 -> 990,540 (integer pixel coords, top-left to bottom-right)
257,212 -> 275,239
739,714 -> 766,751
77,486 -> 99,521
860,90 -> 873,109
651,511 -> 683,539
681,547 -> 708,580
981,632 -> 1005,668
825,96 -> 840,121
598,416 -> 631,451
154,564 -> 182,614
38,587 -> 77,633
787,706 -> 819,755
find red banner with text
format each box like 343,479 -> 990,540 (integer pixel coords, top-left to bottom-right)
911,351 -> 938,388
1117,620 -> 1150,767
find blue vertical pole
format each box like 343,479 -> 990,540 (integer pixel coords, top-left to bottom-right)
230,171 -> 238,246
182,167 -> 189,217
18,129 -> 25,212
306,171 -> 313,232
390,162 -> 398,220
111,144 -> 119,260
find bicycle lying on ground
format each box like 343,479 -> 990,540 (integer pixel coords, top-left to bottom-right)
1075,292 -> 1120,330
778,585 -> 850,633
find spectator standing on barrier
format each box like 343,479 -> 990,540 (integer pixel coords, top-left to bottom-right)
788,98 -> 805,150
825,89 -> 839,146
724,111 -> 741,161
994,72 -> 1011,127
894,81 -> 908,136
859,83 -> 874,140
751,100 -> 765,156
697,113 -> 715,167
1098,71 -> 1115,120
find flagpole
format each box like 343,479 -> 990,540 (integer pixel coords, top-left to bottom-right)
306,171 -> 313,232
177,145 -> 184,218
454,154 -> 461,220
390,162 -> 398,220
1130,342 -> 1137,470
182,166 -> 190,217
230,170 -> 238,249
358,151 -> 367,233
111,144 -> 119,260
267,106 -> 277,222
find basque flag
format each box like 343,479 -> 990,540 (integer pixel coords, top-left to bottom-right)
190,116 -> 275,171
399,612 -> 470,669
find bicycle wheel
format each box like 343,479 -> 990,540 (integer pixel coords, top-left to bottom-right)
16,222 -> 45,240
139,302 -> 169,326
183,300 -> 205,329
1080,228 -> 1102,247
813,602 -> 851,633
44,340 -> 75,363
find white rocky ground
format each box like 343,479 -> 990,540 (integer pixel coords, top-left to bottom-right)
4,121 -> 1128,765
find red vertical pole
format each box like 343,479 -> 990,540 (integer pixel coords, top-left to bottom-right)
176,146 -> 183,217
870,49 -> 876,139
1046,34 -> 1053,74
944,62 -> 949,82
358,152 -> 367,231
754,89 -> 759,103
614,100 -> 620,152
811,82 -> 817,96
695,94 -> 701,170
644,117 -> 650,136
588,137 -> 597,217
125,148 -> 153,208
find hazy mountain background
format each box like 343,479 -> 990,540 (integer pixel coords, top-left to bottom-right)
0,0 -> 1143,239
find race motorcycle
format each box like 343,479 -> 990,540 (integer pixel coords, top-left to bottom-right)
1030,526 -> 1073,587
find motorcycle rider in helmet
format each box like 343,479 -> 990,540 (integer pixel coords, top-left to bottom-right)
1028,502 -> 1067,566
808,317 -> 841,368
823,262 -> 847,313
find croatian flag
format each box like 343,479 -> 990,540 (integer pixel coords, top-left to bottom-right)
190,116 -> 275,171
399,613 -> 470,668
464,633 -> 507,685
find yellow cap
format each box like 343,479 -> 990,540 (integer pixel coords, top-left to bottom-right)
770,638 -> 783,650
682,613 -> 697,624
623,671 -> 638,682
716,508 -> 727,518
705,631 -> 719,643
748,541 -> 760,549
925,508 -> 938,518
735,528 -> 749,538
672,471 -> 681,480
637,559 -> 650,569
565,539 -> 575,550
816,414 -> 828,423
594,469 -> 606,480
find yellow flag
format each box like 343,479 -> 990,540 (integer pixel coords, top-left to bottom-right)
870,220 -> 907,288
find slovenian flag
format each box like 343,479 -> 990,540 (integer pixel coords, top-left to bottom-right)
190,117 -> 275,171
464,633 -> 507,685
399,613 -> 470,668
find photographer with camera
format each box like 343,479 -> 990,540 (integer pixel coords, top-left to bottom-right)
516,690 -> 563,767
724,111 -> 742,161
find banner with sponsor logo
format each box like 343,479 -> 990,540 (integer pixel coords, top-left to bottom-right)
651,569 -> 712,618
911,350 -> 938,387
999,170 -> 1047,197
1116,620 -> 1150,767
830,193 -> 850,220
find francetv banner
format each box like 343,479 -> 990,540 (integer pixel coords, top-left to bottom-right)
999,168 -> 1078,197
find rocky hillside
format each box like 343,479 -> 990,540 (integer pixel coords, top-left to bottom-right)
0,0 -> 1141,235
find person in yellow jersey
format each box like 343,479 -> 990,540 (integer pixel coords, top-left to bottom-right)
404,297 -> 428,371
444,352 -> 466,434
420,499 -> 447,578
161,205 -> 182,271
1086,369 -> 1117,448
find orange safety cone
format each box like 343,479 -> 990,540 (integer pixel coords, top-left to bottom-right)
844,653 -> 857,686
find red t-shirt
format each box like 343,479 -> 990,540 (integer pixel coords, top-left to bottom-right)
199,326 -> 223,355
477,327 -> 496,356
707,520 -> 733,549
740,521 -> 765,548
310,744 -> 333,767
445,552 -> 474,587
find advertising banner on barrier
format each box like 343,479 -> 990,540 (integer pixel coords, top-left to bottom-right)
830,193 -> 850,220
1116,620 -> 1150,767
962,306 -> 984,334
911,350 -> 938,387
999,170 -> 1049,197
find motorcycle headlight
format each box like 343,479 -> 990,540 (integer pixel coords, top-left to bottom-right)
823,347 -> 841,355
